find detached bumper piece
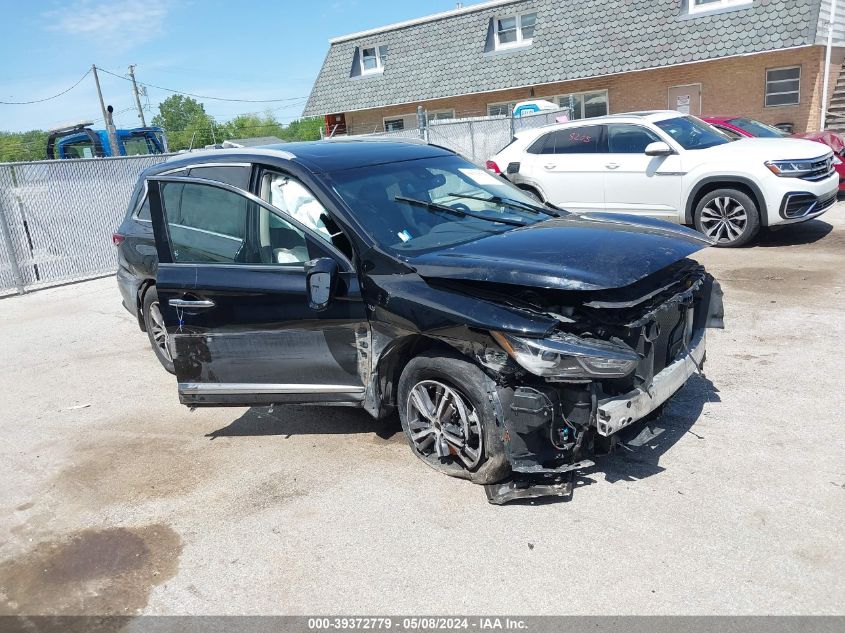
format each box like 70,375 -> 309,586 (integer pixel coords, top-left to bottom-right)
484,468 -> 592,505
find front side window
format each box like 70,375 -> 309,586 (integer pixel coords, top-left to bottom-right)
494,12 -> 537,49
765,66 -> 800,107
329,155 -> 551,255
557,90 -> 608,119
607,124 -> 661,153
159,181 -> 323,266
529,125 -> 605,154
655,116 -> 730,150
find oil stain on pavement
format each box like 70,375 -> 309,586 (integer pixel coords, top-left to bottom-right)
0,524 -> 181,615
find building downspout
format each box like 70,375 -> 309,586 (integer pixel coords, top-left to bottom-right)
821,0 -> 838,130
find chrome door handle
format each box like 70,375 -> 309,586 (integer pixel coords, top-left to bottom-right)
605,163 -> 620,170
543,163 -> 557,170
169,298 -> 215,309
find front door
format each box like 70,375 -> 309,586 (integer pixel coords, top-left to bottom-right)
603,123 -> 684,222
668,83 -> 702,116
523,123 -> 607,212
147,175 -> 368,406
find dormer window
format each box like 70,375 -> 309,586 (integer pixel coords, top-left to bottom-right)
688,0 -> 752,15
494,11 -> 536,49
360,45 -> 387,75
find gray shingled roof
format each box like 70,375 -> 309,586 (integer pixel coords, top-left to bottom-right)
303,0 -> 828,117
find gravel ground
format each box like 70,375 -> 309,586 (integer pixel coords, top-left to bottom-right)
0,205 -> 843,616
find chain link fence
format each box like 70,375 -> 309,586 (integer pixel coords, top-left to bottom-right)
0,154 -> 173,296
366,109 -> 568,165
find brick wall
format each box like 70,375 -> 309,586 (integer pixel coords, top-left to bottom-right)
345,47 -> 834,135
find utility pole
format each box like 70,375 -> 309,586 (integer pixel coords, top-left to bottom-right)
92,65 -> 120,155
127,65 -> 147,127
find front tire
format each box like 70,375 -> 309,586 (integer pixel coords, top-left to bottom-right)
142,286 -> 175,374
693,188 -> 760,247
398,351 -> 509,484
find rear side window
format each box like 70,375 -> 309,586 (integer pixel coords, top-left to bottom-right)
606,124 -> 661,153
528,125 -> 605,154
136,196 -> 151,221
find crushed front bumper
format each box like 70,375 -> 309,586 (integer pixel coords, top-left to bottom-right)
595,328 -> 706,437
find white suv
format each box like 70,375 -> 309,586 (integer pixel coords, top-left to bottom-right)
488,111 -> 839,247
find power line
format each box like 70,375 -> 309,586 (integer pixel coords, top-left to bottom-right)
95,66 -> 308,104
0,69 -> 91,105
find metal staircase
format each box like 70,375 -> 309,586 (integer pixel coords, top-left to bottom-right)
824,64 -> 845,132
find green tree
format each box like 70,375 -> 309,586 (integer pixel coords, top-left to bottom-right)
0,130 -> 49,163
151,95 -> 217,150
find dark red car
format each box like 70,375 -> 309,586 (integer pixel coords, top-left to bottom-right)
702,116 -> 845,190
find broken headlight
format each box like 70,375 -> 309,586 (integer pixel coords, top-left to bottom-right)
491,331 -> 638,380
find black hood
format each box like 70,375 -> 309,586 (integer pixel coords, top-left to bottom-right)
409,213 -> 712,291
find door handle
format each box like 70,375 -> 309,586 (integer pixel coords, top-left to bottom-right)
605,163 -> 620,170
543,163 -> 557,170
169,298 -> 215,309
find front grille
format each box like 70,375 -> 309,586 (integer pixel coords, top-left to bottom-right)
798,155 -> 835,182
781,190 -> 838,219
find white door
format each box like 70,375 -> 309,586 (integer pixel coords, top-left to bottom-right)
602,123 -> 683,222
524,124 -> 606,213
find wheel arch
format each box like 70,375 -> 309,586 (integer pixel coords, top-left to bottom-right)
516,183 -> 545,201
685,177 -> 768,226
136,278 -> 156,331
373,334 -> 480,412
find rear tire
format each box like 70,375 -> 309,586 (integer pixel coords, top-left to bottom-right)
693,188 -> 760,247
398,351 -> 509,484
142,286 -> 175,374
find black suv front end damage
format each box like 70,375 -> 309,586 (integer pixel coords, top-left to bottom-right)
403,258 -> 723,504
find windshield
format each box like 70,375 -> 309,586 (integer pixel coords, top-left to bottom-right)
329,155 -> 554,254
726,117 -> 788,138
655,116 -> 731,150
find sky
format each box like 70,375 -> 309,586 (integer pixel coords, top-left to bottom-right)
0,0 -> 483,133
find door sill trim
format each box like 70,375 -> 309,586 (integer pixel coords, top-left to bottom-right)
178,383 -> 365,395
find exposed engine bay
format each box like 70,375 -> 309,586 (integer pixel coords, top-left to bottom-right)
429,259 -> 724,503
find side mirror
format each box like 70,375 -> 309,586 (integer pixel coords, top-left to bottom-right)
645,141 -> 673,156
304,257 -> 338,311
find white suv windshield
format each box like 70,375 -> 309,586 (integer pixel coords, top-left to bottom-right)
655,116 -> 731,150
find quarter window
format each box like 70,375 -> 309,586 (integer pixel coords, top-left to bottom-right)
529,125 -> 605,154
607,124 -> 661,153
494,12 -> 537,49
765,66 -> 800,107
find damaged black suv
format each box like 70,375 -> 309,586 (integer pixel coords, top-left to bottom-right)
116,139 -> 723,502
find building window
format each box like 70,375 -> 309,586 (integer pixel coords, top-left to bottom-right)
765,66 -> 800,107
488,101 -> 518,116
688,0 -> 752,15
360,45 -> 388,75
556,90 -> 609,119
426,109 -> 455,122
384,118 -> 405,132
494,12 -> 537,49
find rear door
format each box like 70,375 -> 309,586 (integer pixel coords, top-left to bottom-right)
146,174 -> 368,407
603,123 -> 684,221
524,124 -> 607,212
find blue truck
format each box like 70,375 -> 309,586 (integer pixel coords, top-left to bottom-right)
46,122 -> 168,159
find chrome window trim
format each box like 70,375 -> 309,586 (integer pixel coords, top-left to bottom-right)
158,162 -> 253,176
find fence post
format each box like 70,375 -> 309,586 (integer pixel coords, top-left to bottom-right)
417,106 -> 429,142
0,195 -> 26,295
469,120 -> 476,164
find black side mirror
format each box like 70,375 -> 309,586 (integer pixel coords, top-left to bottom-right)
305,257 -> 338,311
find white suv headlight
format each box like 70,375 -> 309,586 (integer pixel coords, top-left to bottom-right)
764,158 -> 825,177
491,331 -> 639,380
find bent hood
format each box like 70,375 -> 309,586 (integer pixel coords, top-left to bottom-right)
409,213 -> 712,291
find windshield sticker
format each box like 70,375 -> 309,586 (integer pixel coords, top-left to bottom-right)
397,229 -> 412,242
458,168 -> 504,187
